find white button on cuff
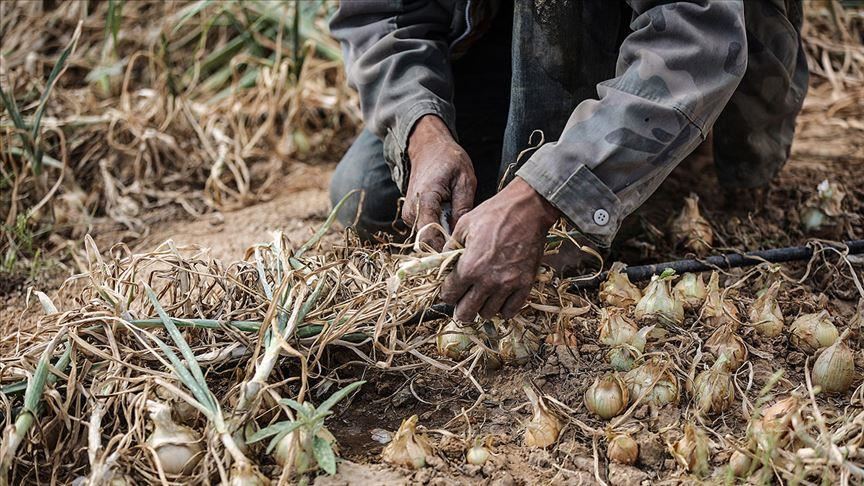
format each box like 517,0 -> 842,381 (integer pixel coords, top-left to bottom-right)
593,209 -> 610,226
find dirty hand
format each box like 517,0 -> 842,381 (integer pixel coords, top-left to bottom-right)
403,115 -> 477,251
440,177 -> 560,321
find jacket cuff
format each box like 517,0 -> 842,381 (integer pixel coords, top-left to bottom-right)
516,147 -> 623,248
383,100 -> 457,193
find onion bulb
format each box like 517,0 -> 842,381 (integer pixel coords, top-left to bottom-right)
701,272 -> 739,328
789,310 -> 838,354
436,321 -> 474,360
671,424 -> 710,477
598,308 -> 638,346
811,330 -> 855,394
605,326 -> 652,371
381,415 -> 435,469
705,324 -> 748,370
751,396 -> 800,452
466,437 -> 493,466
728,449 -> 751,477
146,400 -> 203,475
499,321 -> 540,366
228,463 -> 270,485
607,434 -> 639,465
599,262 -> 642,308
584,373 -> 629,420
671,194 -> 714,255
523,385 -> 562,448
624,359 -> 679,406
801,179 -> 845,231
274,426 -> 338,473
673,273 -> 708,310
749,281 -> 784,338
690,354 -> 735,416
635,272 -> 684,326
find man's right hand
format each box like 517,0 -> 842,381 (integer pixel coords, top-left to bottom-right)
403,115 -> 477,251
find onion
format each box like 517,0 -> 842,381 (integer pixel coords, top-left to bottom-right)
607,434 -> 638,465
523,386 -> 562,448
673,272 -> 707,310
436,320 -> 474,360
751,396 -> 800,452
584,373 -> 629,420
381,415 -> 434,469
672,424 -> 710,477
605,326 -> 652,371
671,194 -> 714,255
274,426 -> 339,473
701,272 -> 739,328
748,281 -> 784,337
705,324 -> 748,370
789,310 -> 837,354
801,179 -> 845,231
811,330 -> 855,394
690,354 -> 735,416
499,321 -> 540,366
146,400 -> 203,475
598,308 -> 637,346
728,449 -> 752,478
635,272 -> 684,326
466,439 -> 492,466
599,262 -> 642,308
228,463 -> 270,485
624,359 -> 679,406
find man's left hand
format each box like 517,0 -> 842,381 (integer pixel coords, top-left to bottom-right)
440,177 -> 560,322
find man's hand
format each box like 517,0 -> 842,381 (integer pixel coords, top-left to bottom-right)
404,115 -> 476,250
440,177 -> 560,321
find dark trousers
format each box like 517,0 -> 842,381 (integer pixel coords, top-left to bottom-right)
330,0 -> 808,239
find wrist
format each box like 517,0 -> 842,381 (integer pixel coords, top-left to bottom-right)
407,114 -> 454,163
510,177 -> 561,229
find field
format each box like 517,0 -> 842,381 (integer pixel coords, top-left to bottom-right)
1,1 -> 864,485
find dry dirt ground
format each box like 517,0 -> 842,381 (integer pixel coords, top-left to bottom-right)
2,96 -> 863,485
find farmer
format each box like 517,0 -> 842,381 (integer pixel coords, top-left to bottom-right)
328,1 -> 808,322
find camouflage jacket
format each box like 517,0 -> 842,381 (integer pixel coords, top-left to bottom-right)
330,0 -> 747,246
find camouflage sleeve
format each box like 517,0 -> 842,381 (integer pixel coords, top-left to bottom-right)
516,0 -> 748,247
330,1 -> 456,189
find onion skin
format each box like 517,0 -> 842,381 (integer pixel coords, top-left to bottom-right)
584,374 -> 629,420
600,262 -> 642,308
672,424 -> 710,477
146,401 -> 203,476
701,272 -> 739,328
499,321 -> 540,366
381,415 -> 434,469
789,311 -> 838,354
624,360 -> 679,406
705,325 -> 748,370
673,272 -> 707,310
598,308 -> 638,346
635,274 -> 684,326
729,449 -> 752,478
811,332 -> 856,394
751,396 -> 800,452
691,355 -> 735,416
607,434 -> 639,465
466,445 -> 490,466
749,281 -> 784,338
523,386 -> 562,448
671,194 -> 714,255
436,321 -> 474,360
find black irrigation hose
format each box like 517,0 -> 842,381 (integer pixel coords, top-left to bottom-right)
404,239 -> 864,323
574,239 -> 864,289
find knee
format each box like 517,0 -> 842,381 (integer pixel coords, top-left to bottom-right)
329,132 -> 403,237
